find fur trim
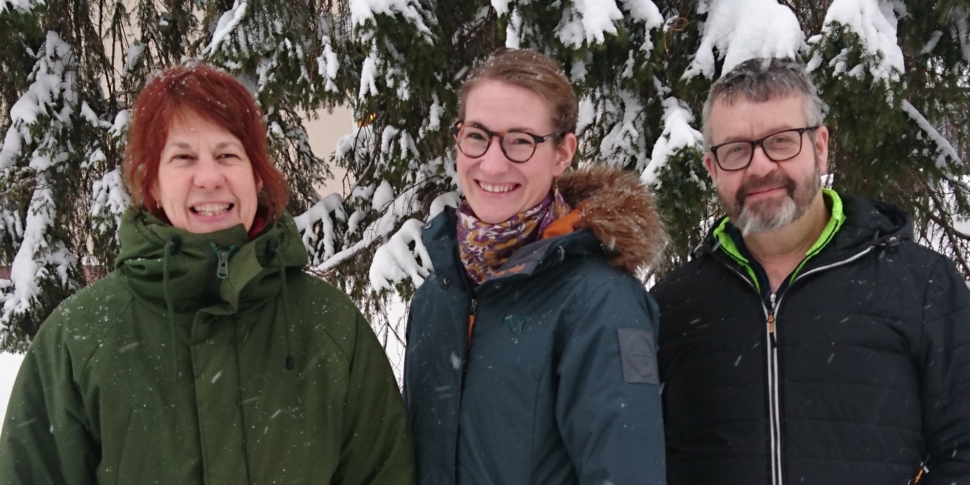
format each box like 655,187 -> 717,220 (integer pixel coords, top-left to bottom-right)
558,165 -> 667,275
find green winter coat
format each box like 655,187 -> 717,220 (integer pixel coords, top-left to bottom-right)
0,208 -> 416,485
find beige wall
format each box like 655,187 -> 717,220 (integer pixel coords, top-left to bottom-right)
303,105 -> 354,196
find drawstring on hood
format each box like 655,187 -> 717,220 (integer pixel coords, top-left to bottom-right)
267,238 -> 295,370
163,235 -> 182,381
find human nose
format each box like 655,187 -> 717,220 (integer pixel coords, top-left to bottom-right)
192,153 -> 225,188
478,136 -> 511,174
745,143 -> 777,176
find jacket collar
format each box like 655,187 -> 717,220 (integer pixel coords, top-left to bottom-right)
702,190 -> 912,277
423,165 -> 666,285
114,208 -> 308,314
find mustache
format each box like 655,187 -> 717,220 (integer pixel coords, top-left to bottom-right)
735,171 -> 796,205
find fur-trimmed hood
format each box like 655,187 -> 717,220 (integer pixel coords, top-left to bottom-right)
557,164 -> 666,274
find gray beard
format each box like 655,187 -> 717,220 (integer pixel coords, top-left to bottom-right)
728,157 -> 821,236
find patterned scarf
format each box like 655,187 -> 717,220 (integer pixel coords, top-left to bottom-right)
457,189 -> 571,285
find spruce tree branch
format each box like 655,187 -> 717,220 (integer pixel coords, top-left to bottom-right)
922,179 -> 970,275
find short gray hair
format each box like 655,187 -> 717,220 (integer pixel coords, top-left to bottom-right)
701,57 -> 827,150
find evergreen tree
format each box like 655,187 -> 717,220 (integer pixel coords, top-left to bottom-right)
1,0 -> 968,353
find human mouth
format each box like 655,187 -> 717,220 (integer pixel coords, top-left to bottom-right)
191,203 -> 233,217
478,181 -> 518,194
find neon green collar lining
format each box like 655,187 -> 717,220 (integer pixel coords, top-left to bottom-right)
712,188 -> 846,290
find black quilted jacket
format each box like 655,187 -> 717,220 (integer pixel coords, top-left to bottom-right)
652,193 -> 970,485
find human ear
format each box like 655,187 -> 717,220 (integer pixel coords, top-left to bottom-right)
554,133 -> 577,176
813,126 -> 829,174
703,152 -> 719,183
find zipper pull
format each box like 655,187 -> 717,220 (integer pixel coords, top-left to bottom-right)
210,242 -> 237,279
910,462 -> 928,483
768,293 -> 777,345
467,299 -> 478,349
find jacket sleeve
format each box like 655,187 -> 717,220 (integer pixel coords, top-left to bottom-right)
555,273 -> 666,485
331,311 -> 417,485
919,257 -> 970,484
0,319 -> 98,485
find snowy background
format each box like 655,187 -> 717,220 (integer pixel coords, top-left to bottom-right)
0,353 -> 24,435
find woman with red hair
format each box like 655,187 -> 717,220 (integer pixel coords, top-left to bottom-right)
0,64 -> 416,484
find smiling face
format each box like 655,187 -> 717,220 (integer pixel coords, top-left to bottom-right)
703,94 -> 828,234
151,110 -> 262,234
456,80 -> 576,224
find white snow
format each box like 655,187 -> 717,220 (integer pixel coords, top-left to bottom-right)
123,42 -> 146,76
429,191 -> 460,219
315,185 -> 422,273
294,193 -> 347,265
0,32 -> 74,171
901,100 -> 962,168
643,97 -> 704,186
557,0 -> 624,48
206,0 -> 248,54
620,0 -> 663,51
317,40 -> 340,92
370,218 -> 432,290
576,95 -> 597,134
89,168 -> 131,236
598,90 -> 646,167
350,0 -> 431,37
683,0 -> 803,80
372,180 -> 395,210
505,8 -> 523,49
490,0 -> 510,15
0,0 -> 39,14
359,52 -> 380,100
109,109 -> 129,138
0,352 -> 25,434
822,0 -> 905,80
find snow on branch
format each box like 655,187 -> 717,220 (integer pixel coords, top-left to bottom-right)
89,168 -> 131,237
294,193 -> 347,266
314,182 -> 422,274
620,0 -> 664,51
205,0 -> 248,55
2,176 -> 79,326
683,0 -> 803,80
557,0 -> 624,47
0,32 -> 74,171
351,0 -> 432,38
820,0 -> 905,81
0,0 -> 40,14
599,90 -> 647,167
643,97 -> 703,186
370,219 -> 432,290
901,100 -> 963,168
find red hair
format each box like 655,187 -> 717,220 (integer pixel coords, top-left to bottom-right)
123,64 -> 289,222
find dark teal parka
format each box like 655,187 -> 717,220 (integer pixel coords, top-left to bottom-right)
404,166 -> 668,485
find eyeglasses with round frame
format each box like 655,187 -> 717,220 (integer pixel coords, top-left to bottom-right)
450,123 -> 560,163
710,126 -> 819,171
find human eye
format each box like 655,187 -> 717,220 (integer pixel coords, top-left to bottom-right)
507,133 -> 535,146
462,127 -> 487,141
168,152 -> 194,164
769,132 -> 797,146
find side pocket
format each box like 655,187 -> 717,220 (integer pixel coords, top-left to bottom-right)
116,407 -> 155,484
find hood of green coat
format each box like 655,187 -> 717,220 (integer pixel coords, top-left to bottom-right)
114,208 -> 309,315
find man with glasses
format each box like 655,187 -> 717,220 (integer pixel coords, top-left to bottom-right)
651,57 -> 970,485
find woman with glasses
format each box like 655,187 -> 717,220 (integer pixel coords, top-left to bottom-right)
403,48 -> 667,485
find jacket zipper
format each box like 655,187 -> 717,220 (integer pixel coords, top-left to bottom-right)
467,298 -> 477,349
718,245 -> 875,485
767,293 -> 782,485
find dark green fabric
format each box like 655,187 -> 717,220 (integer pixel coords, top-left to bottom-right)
0,208 -> 416,485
